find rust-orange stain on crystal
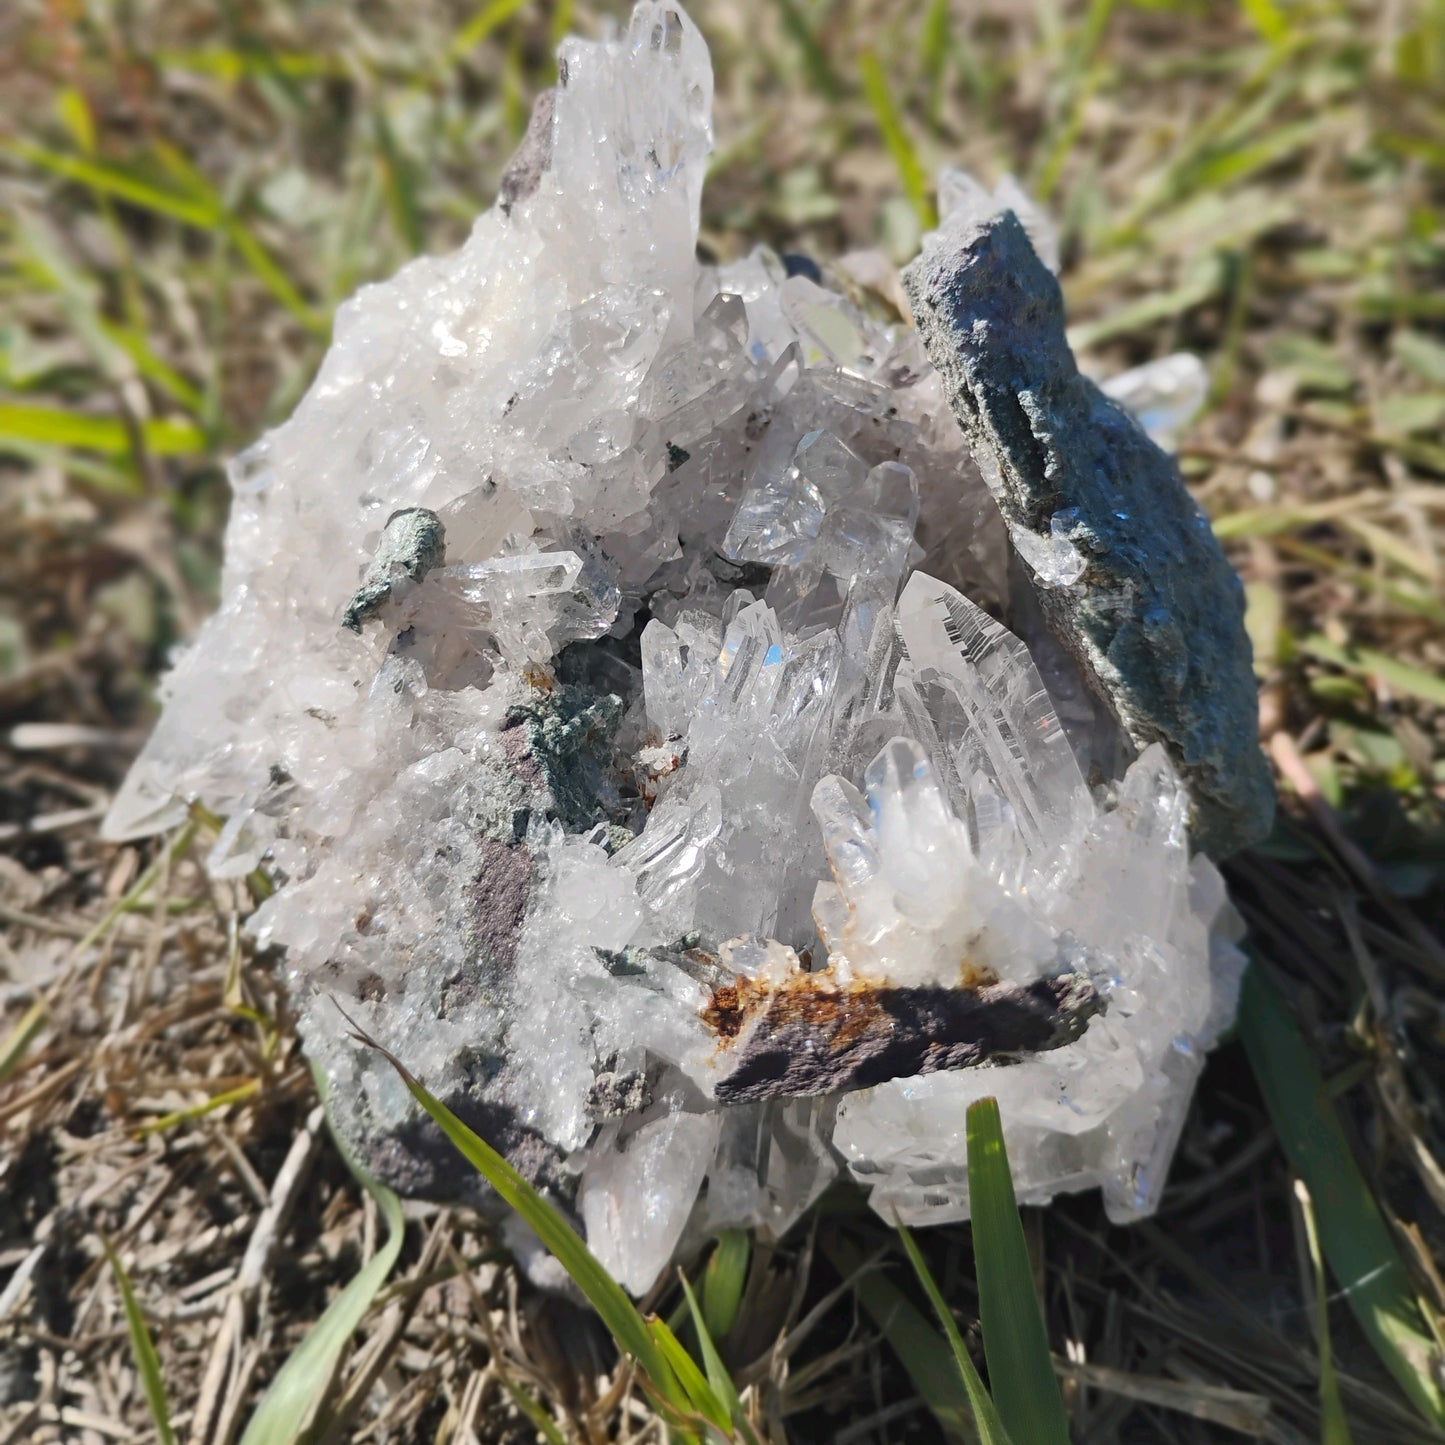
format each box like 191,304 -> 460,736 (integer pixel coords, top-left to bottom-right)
703,957 -> 1002,1049
703,972 -> 881,1048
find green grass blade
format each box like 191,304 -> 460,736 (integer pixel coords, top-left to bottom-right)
1067,254 -> 1226,349
1297,634 -> 1445,708
450,0 -> 531,59
8,143 -> 218,228
920,0 -> 953,116
11,209 -> 206,418
107,323 -> 209,418
374,110 -> 425,256
1031,0 -> 1117,200
677,1275 -> 735,1408
896,1222 -> 1016,1445
1240,961 -> 1445,1426
497,1376 -> 568,1445
1212,497 -> 1374,542
649,1314 -> 732,1434
1188,116 -> 1329,194
1238,0 -> 1290,46
102,1237 -> 178,1445
0,401 -> 207,457
138,1078 -> 261,1136
352,1025 -> 681,1403
224,221 -> 329,336
701,1229 -> 750,1343
822,1234 -> 974,1441
0,441 -> 142,495
1393,328 -> 1445,384
967,1098 -> 1071,1445
145,140 -> 327,335
239,1158 -> 405,1444
773,0 -> 842,100
0,999 -> 48,1088
72,820 -> 198,954
56,84 -> 98,153
678,1271 -> 761,1445
155,47 -> 341,83
1295,1180 -> 1356,1445
12,209 -> 127,371
1277,540 -> 1445,626
860,51 -> 936,230
549,0 -> 576,47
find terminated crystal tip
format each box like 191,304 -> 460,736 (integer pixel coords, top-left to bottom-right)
902,209 -> 1275,858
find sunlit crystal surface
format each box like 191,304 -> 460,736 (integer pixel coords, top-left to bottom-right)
106,3 -> 1243,1293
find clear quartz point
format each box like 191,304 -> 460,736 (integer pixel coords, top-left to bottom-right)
1100,352 -> 1210,452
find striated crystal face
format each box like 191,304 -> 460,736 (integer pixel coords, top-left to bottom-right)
105,3 -> 1246,1294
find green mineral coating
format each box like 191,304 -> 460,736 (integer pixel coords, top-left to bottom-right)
594,932 -> 706,979
902,211 -> 1275,857
595,945 -> 650,976
462,681 -> 629,990
472,767 -> 537,846
341,507 -> 447,631
502,682 -> 625,833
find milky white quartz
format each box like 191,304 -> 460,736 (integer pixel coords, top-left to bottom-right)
105,3 -> 1245,1293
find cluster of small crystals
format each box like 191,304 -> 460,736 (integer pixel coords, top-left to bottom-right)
105,3 -> 1240,1295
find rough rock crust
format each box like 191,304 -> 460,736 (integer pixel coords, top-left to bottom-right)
902,211 -> 1275,857
709,972 -> 1101,1103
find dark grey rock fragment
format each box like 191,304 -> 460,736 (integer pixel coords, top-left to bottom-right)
351,1081 -> 567,1208
709,972 -> 1100,1104
587,1069 -> 652,1119
500,89 -> 557,214
902,211 -> 1274,856
466,836 -> 534,983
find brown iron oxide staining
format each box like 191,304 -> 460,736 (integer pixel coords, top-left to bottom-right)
636,730 -> 685,812
703,967 -> 1101,1104
703,971 -> 884,1048
703,957 -> 1002,1042
955,957 -> 1001,991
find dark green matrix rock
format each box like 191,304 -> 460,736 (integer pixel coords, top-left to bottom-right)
902,210 -> 1274,857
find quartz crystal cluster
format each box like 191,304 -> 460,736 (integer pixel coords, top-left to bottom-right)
106,4 -> 1259,1294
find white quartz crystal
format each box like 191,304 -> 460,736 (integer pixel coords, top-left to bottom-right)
1100,351 -> 1210,454
105,3 -> 1244,1293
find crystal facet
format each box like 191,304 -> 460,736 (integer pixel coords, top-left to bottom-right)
106,2 -> 1256,1295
